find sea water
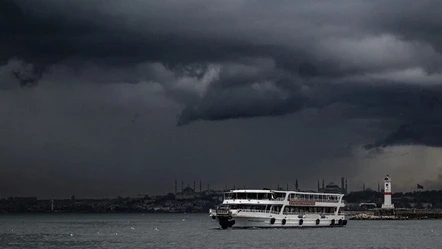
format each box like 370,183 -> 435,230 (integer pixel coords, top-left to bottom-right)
0,213 -> 441,249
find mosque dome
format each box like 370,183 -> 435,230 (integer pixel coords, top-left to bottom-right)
326,182 -> 340,188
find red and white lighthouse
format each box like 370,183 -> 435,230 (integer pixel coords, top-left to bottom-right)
381,175 -> 394,209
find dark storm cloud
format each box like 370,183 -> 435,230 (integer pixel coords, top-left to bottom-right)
2,0 -> 442,147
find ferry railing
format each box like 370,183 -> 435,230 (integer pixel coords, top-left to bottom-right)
283,211 -> 336,215
288,197 -> 339,203
237,209 -> 280,214
224,198 -> 286,201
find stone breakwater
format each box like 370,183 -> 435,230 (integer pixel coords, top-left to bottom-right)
349,211 -> 442,220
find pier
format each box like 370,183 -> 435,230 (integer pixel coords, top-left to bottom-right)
347,208 -> 442,220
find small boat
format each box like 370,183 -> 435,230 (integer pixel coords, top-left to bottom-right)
209,189 -> 347,229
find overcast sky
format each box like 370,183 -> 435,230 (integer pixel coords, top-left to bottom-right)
1,0 -> 442,198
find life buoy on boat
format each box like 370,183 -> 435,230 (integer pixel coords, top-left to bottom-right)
282,219 -> 286,225
315,219 -> 320,225
338,219 -> 343,225
299,219 -> 303,226
270,218 -> 276,225
331,219 -> 335,226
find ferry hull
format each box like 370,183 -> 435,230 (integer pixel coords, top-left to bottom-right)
214,214 -> 347,229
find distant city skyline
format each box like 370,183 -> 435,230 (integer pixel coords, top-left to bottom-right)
1,176 -> 435,200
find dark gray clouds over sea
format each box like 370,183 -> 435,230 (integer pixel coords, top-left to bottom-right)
1,0 -> 442,198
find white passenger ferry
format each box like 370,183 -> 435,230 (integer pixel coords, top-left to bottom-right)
209,189 -> 347,229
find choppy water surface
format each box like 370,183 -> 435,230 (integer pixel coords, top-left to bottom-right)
0,214 -> 441,249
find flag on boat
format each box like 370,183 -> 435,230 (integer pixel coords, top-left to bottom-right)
417,184 -> 424,189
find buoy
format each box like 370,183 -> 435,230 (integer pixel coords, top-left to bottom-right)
316,219 -> 320,225
282,219 -> 286,225
299,219 -> 303,226
270,218 -> 276,224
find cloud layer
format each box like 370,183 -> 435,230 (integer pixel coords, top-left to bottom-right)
2,0 -> 442,149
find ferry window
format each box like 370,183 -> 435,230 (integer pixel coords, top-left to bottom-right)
275,192 -> 286,199
258,193 -> 269,200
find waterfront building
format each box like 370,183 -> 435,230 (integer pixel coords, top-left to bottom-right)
176,187 -> 196,200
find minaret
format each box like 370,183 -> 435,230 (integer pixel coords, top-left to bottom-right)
181,181 -> 184,192
345,179 -> 348,194
341,177 -> 345,194
175,180 -> 177,194
51,199 -> 54,212
295,179 -> 299,191
382,175 -> 395,209
200,181 -> 202,192
377,182 -> 380,192
322,179 -> 325,190
317,180 -> 320,192
363,183 -> 365,191
193,180 -> 196,191
286,183 -> 288,191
